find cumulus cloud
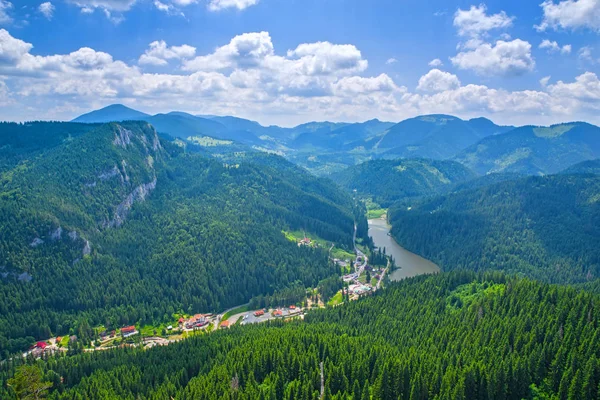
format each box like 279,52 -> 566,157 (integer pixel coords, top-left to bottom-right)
428,58 -> 443,67
453,4 -> 514,38
536,0 -> 600,32
539,39 -> 572,54
334,74 -> 401,95
0,0 -> 12,24
386,58 -> 397,65
208,0 -> 259,11
139,40 -> 196,66
451,39 -> 535,76
3,28 -> 600,126
417,69 -> 461,92
38,2 -> 55,20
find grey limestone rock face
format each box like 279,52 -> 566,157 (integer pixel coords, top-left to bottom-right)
113,125 -> 132,148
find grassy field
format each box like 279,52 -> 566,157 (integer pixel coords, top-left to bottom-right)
327,291 -> 344,307
364,198 -> 387,219
222,304 -> 250,321
283,230 -> 354,263
331,247 -> 355,261
367,208 -> 387,219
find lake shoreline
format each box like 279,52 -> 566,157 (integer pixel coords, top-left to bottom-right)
368,217 -> 440,281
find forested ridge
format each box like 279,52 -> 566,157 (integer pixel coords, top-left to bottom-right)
388,173 -> 600,285
0,121 -> 362,356
331,158 -> 475,207
2,271 -> 600,399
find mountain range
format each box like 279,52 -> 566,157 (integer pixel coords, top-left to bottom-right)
71,105 -> 600,177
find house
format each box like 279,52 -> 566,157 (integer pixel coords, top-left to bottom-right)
254,310 -> 265,317
272,309 -> 283,317
69,335 -> 77,343
185,315 -> 209,329
36,341 -> 47,350
220,320 -> 230,328
289,305 -> 296,310
56,336 -> 62,343
121,326 -> 138,338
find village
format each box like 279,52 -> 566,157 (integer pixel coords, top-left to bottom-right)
22,232 -> 390,360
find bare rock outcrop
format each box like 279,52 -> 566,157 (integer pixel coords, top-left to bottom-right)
104,177 -> 157,228
50,226 -> 63,241
113,125 -> 132,148
30,238 -> 44,247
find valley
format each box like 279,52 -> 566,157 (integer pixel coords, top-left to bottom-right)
5,3 -> 600,398
1,109 -> 599,400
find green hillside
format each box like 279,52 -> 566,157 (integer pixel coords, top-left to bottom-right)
388,173 -> 600,284
454,123 -> 600,175
3,271 -> 600,400
0,121 -> 361,356
561,159 -> 600,175
332,158 -> 476,207
378,115 -> 511,159
0,121 -> 99,173
291,119 -> 394,151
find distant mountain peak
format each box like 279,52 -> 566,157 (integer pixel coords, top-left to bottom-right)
72,104 -> 149,123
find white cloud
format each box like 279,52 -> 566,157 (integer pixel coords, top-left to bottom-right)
0,29 -> 33,64
67,0 -> 136,12
3,28 -> 600,126
153,0 -> 183,15
417,69 -> 461,92
428,58 -> 443,67
547,72 -> 600,103
579,46 -> 593,60
139,40 -> 196,66
0,0 -> 13,25
208,0 -> 259,11
540,76 -> 551,86
386,58 -> 397,65
38,2 -> 55,20
451,39 -> 535,76
539,39 -> 572,53
453,4 -> 513,38
536,0 -> 600,32
183,31 -> 274,71
333,74 -> 402,95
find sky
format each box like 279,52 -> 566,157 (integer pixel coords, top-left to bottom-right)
0,0 -> 599,126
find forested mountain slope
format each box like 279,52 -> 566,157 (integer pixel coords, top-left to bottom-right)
291,119 -> 394,151
454,122 -> 600,175
0,121 -> 360,356
332,158 -> 476,207
561,159 -> 600,175
378,115 -> 511,159
388,174 -> 600,284
0,122 -> 99,173
3,271 -> 600,399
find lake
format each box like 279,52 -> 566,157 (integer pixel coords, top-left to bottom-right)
368,217 -> 440,281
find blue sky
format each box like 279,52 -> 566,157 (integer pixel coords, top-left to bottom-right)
0,0 -> 599,126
